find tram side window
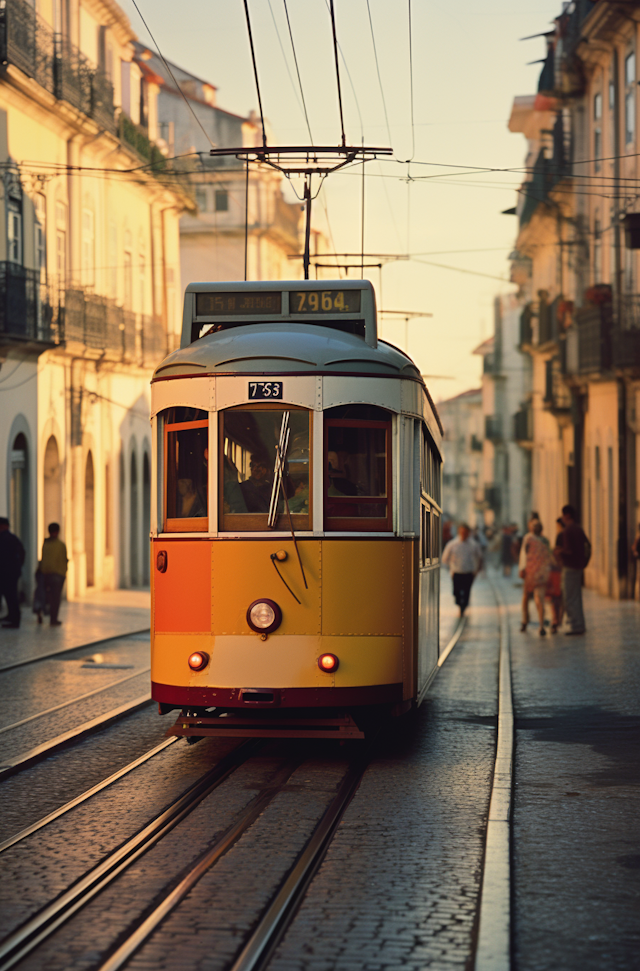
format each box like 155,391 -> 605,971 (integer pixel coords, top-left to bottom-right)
324,405 -> 392,532
163,408 -> 208,532
220,407 -> 310,531
422,427 -> 442,507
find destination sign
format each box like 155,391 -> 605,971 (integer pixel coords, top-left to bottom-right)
196,291 -> 282,316
291,289 -> 361,314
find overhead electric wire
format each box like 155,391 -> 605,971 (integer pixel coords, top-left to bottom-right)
242,0 -> 268,150
328,0 -> 347,146
407,0 -> 416,162
282,0 -> 314,144
366,0 -> 393,148
128,1 -> 215,151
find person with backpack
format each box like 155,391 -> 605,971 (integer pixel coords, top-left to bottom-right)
555,504 -> 591,636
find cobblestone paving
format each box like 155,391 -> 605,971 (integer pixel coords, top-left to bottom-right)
0,635 -> 150,755
503,576 -> 640,971
14,749 -> 348,971
268,577 -> 499,971
0,590 -> 150,669
0,705 -> 168,842
0,731 -> 242,939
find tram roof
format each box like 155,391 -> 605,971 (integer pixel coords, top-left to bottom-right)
153,321 -> 422,380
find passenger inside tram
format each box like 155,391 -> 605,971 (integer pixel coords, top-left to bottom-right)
240,455 -> 272,512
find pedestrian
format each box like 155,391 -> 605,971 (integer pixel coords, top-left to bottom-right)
545,517 -> 565,633
501,525 -> 514,576
519,520 -> 553,635
0,517 -> 26,628
39,522 -> 68,627
555,504 -> 591,636
442,522 -> 483,617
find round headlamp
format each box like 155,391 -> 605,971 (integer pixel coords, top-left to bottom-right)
247,599 -> 282,634
188,651 -> 209,671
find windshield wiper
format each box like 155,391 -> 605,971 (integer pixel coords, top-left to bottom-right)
267,411 -> 308,591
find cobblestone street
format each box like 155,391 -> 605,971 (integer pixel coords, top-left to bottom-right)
0,573 -> 638,970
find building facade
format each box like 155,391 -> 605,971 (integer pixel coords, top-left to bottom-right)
439,388 -> 483,527
0,0 -> 187,600
139,47 -> 305,289
509,0 -> 640,598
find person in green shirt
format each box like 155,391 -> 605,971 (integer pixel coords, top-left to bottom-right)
40,523 -> 68,627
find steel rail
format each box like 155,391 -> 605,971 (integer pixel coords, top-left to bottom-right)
0,695 -> 152,782
0,629 -> 150,673
228,749 -> 370,971
0,667 -> 151,736
0,740 -> 258,971
96,759 -> 302,971
0,737 -> 177,855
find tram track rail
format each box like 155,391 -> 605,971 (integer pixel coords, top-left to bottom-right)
97,744 -> 373,971
0,628 -> 150,674
0,737 -> 177,855
0,739 -> 259,971
0,666 -> 151,738
0,694 -> 152,782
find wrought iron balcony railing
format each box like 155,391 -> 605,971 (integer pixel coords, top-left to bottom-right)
0,262 -> 61,345
513,406 -> 533,443
0,0 -> 115,130
64,288 -> 167,363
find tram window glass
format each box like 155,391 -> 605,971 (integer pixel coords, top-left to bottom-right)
163,410 -> 208,532
220,407 -> 310,531
324,406 -> 392,531
422,427 -> 442,506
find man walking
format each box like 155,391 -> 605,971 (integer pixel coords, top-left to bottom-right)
555,504 -> 590,636
0,517 -> 25,628
40,523 -> 68,627
442,523 -> 483,617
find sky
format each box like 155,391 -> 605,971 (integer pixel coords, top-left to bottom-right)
122,0 -> 561,400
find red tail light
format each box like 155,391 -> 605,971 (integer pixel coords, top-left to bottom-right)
188,651 -> 209,671
318,653 -> 339,673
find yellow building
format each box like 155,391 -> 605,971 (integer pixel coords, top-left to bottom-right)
508,1 -> 640,598
0,0 -> 188,601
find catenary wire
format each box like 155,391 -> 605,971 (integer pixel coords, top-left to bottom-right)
243,0 -> 268,150
128,1 -> 216,151
366,0 -> 393,148
282,0 -> 314,144
406,0 -> 416,162
328,0 -> 347,146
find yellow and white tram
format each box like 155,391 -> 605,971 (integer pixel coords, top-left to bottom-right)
150,280 -> 443,739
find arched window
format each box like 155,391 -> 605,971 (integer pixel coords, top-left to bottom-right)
10,433 -> 28,545
44,435 -> 62,531
130,450 -> 139,585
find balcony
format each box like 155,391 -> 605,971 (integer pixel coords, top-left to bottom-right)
64,289 -> 166,363
0,0 -> 116,132
118,114 -> 166,171
543,356 -> 571,412
569,303 -> 613,374
513,405 -> 533,444
485,415 -> 502,443
0,263 -> 61,347
519,303 -> 533,348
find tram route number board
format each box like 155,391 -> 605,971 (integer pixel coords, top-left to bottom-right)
292,289 -> 361,314
248,381 -> 283,400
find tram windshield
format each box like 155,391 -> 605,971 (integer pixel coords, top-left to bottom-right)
221,407 -> 310,531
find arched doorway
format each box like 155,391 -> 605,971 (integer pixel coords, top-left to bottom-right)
44,435 -> 62,531
85,451 -> 95,587
142,452 -> 150,586
10,432 -> 29,564
130,451 -> 138,586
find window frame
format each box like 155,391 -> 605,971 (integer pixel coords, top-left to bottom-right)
163,415 -> 209,533
323,417 -> 393,532
219,403 -> 313,533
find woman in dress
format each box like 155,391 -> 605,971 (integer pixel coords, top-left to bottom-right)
519,520 -> 554,636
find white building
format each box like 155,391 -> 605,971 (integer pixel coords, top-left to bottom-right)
439,388 -> 483,526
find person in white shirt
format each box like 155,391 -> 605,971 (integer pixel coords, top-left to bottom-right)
442,523 -> 483,617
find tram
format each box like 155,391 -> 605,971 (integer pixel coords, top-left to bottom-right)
150,280 -> 443,739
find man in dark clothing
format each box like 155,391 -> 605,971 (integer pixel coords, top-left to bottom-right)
240,456 -> 272,513
555,504 -> 591,635
0,517 -> 26,628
